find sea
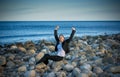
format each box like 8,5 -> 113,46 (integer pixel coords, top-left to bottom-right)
0,21 -> 120,44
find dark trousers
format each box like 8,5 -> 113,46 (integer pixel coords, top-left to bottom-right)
36,54 -> 63,65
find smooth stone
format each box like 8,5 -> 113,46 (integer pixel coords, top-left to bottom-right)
51,61 -> 64,72
29,57 -> 35,64
79,73 -> 89,77
56,71 -> 66,77
47,45 -> 55,51
72,68 -> 81,77
46,72 -> 56,77
8,54 -> 15,60
35,63 -> 47,70
35,52 -> 44,62
63,64 -> 74,72
93,67 -> 103,74
0,56 -> 6,65
10,45 -> 17,50
7,61 -> 15,68
27,49 -> 36,55
102,56 -> 115,64
24,70 -> 36,77
80,63 -> 92,71
18,65 -> 27,72
109,66 -> 120,73
18,47 -> 27,53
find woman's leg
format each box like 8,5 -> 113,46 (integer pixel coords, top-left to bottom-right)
36,54 -> 63,65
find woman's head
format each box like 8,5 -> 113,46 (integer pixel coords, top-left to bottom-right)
59,34 -> 65,42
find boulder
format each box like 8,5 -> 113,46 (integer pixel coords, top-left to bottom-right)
93,67 -> 103,74
109,66 -> 120,73
46,72 -> 56,77
35,52 -> 44,62
80,63 -> 92,71
0,56 -> 6,65
18,47 -> 26,53
24,70 -> 36,77
56,71 -> 66,77
27,49 -> 36,55
47,45 -> 55,51
18,65 -> 27,72
63,64 -> 74,72
7,61 -> 15,68
72,68 -> 81,77
79,73 -> 89,77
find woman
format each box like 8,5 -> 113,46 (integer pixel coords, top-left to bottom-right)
36,26 -> 76,65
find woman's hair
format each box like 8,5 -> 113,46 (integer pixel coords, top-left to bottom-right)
59,34 -> 65,38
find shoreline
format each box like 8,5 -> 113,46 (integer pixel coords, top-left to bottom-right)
0,32 -> 120,46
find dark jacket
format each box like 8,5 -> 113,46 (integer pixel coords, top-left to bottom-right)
54,29 -> 76,54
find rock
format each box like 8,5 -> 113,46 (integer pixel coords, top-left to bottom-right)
35,63 -> 47,70
24,70 -> 36,77
47,45 -> 55,51
79,73 -> 89,77
10,45 -> 17,50
102,56 -> 115,64
7,61 -> 15,68
35,52 -> 44,62
51,60 -> 65,72
46,72 -> 56,77
24,41 -> 35,49
56,71 -> 66,77
27,49 -> 36,55
72,68 -> 81,77
0,56 -> 6,65
8,54 -> 15,60
93,67 -> 103,74
18,47 -> 26,53
63,64 -> 74,72
109,66 -> 120,73
18,65 -> 27,72
80,63 -> 92,71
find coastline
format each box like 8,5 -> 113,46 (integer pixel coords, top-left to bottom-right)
0,33 -> 120,77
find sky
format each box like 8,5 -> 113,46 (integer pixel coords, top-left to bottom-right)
0,0 -> 120,21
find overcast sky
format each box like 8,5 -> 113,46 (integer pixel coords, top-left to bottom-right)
0,0 -> 120,21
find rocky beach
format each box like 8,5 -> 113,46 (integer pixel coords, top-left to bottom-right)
0,33 -> 120,77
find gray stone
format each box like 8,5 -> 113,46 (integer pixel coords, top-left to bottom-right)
72,68 -> 81,77
80,63 -> 92,71
0,56 -> 6,65
46,72 -> 56,77
93,67 -> 103,74
109,66 -> 120,73
56,71 -> 66,77
18,65 -> 27,72
63,64 -> 74,72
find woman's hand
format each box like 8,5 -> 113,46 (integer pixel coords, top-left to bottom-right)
72,27 -> 76,31
55,26 -> 59,30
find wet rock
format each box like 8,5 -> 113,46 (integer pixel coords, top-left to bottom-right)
8,54 -> 15,61
63,64 -> 74,72
93,66 -> 103,74
35,52 -> 44,62
109,66 -> 120,73
18,65 -> 27,72
0,56 -> 6,66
